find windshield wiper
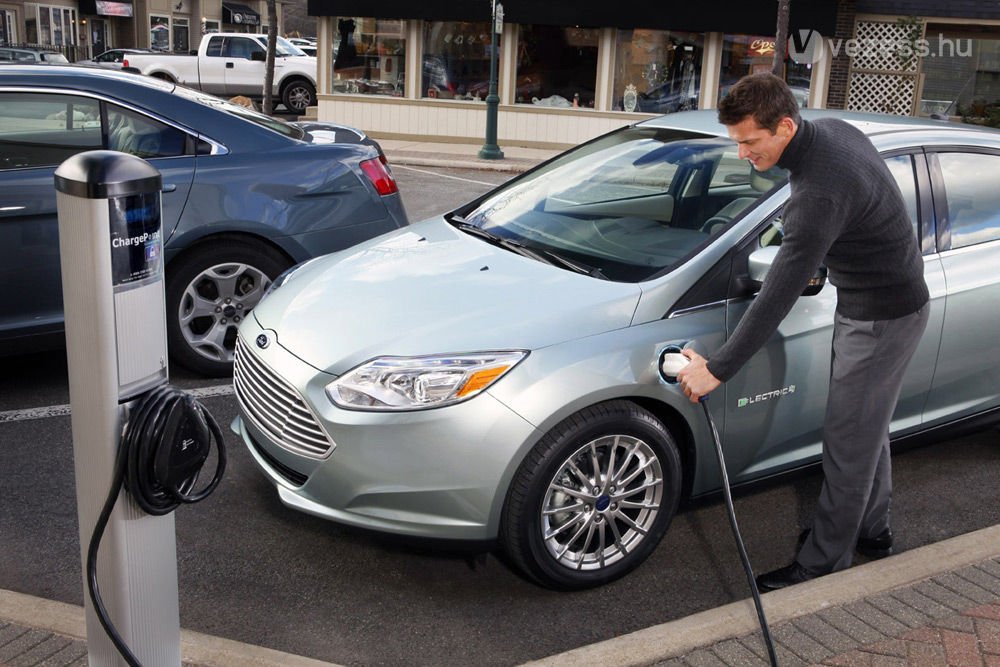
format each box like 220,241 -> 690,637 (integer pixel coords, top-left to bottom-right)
448,214 -> 609,280
533,247 -> 609,280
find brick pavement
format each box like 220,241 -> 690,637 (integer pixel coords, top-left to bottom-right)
657,558 -> 1000,667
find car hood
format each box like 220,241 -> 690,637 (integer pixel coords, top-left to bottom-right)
254,217 -> 642,374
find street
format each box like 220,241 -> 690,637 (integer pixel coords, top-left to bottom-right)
1,163 -> 998,666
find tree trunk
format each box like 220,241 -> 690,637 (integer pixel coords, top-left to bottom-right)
773,0 -> 790,77
263,0 -> 278,114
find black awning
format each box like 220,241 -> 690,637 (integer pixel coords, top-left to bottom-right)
306,0 -> 838,36
223,2 -> 261,25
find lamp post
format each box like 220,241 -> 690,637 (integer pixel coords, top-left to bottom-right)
479,0 -> 504,160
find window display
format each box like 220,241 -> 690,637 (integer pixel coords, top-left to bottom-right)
720,34 -> 810,107
613,29 -> 703,113
422,21 -> 493,101
515,24 -> 598,107
920,25 -> 1000,126
333,17 -> 406,97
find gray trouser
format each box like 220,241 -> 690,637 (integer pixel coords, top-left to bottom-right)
796,304 -> 930,574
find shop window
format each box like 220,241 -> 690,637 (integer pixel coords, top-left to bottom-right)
0,10 -> 16,46
422,21 -> 493,101
332,17 -> 406,97
920,25 -> 1000,123
613,30 -> 703,114
173,18 -> 189,53
516,24 -> 598,108
720,34 -> 810,107
203,19 -> 221,34
150,15 -> 170,51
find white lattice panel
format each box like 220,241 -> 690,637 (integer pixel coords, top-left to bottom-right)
847,72 -> 917,115
852,20 -> 921,73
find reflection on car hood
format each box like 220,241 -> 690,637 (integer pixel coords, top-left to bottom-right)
255,217 -> 642,374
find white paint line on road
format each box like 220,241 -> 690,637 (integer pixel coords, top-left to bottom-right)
0,384 -> 235,424
392,163 -> 500,187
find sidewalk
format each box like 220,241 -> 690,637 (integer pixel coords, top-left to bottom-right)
378,138 -> 560,173
3,524 -> 999,666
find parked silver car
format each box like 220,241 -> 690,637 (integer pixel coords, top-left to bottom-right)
233,109 -> 1000,589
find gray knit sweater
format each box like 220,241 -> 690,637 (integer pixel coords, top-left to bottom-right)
706,118 -> 929,382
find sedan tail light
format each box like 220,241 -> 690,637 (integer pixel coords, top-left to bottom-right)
359,156 -> 399,196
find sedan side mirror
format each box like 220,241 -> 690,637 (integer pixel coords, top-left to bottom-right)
745,246 -> 827,296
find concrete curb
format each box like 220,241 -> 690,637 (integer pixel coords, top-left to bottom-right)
523,523 -> 1000,666
0,589 -> 342,667
387,154 -> 537,173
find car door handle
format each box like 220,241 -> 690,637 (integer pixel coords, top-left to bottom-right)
226,62 -> 235,68
162,184 -> 177,193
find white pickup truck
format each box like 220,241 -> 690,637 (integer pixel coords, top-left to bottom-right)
122,33 -> 318,113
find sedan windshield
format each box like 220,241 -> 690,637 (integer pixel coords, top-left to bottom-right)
458,126 -> 787,282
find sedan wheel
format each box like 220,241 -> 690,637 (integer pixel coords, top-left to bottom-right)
501,400 -> 682,590
166,240 -> 291,377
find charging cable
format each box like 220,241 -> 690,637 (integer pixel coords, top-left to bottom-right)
660,349 -> 779,667
87,384 -> 227,667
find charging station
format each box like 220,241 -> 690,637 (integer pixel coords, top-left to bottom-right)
56,151 -> 181,666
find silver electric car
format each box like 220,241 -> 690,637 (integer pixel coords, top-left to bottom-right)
232,109 -> 1000,590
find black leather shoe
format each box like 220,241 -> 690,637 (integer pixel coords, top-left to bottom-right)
756,562 -> 819,592
797,528 -> 894,560
857,530 -> 893,559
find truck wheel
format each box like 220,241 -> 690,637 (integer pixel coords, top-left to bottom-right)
165,239 -> 291,377
500,400 -> 682,590
282,79 -> 316,114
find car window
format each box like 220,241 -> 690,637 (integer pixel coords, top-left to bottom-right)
206,36 -> 224,57
225,38 -> 262,59
459,127 -> 784,282
936,152 -> 1000,250
884,154 -> 920,239
0,93 -> 102,169
106,105 -> 189,158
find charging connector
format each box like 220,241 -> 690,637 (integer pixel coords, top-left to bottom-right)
88,384 -> 226,666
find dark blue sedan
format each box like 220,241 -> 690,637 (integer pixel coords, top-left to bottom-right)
0,64 -> 408,375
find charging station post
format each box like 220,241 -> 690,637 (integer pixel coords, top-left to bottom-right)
55,151 -> 180,666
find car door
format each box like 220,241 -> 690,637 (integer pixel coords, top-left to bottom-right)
921,148 -> 1000,422
0,91 -> 195,342
198,35 -> 231,97
717,150 -> 944,481
0,92 -> 103,338
222,36 -> 267,97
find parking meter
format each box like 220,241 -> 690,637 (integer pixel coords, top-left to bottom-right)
55,151 -> 180,666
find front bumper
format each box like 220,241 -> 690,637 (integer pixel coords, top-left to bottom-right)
233,319 -> 539,540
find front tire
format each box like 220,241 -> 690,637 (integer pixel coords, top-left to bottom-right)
501,400 -> 682,590
165,239 -> 291,377
281,79 -> 316,114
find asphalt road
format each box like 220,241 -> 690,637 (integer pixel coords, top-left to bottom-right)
1,164 -> 998,666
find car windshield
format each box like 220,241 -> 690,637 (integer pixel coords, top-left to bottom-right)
457,126 -> 787,282
253,36 -> 308,57
170,84 -> 305,139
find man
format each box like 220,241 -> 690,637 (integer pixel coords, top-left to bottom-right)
677,72 -> 930,591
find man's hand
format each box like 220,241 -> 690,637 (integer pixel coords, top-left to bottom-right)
676,349 -> 721,403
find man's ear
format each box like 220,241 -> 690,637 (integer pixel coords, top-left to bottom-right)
777,116 -> 797,139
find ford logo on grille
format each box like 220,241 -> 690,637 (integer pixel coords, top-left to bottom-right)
256,333 -> 270,349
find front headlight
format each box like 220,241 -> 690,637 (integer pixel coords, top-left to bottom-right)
326,351 -> 527,411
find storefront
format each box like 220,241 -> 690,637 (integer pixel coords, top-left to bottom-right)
306,0 -> 838,147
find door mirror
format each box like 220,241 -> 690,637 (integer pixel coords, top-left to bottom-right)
746,246 -> 827,296
251,51 -> 266,62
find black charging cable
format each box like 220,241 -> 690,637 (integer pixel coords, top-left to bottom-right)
700,398 -> 779,667
660,349 -> 778,666
87,384 -> 227,667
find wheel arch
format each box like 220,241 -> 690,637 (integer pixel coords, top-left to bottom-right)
164,229 -> 300,270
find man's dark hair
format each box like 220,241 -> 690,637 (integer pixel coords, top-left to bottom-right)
718,72 -> 801,132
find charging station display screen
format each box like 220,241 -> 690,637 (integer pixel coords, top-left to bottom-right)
109,192 -> 163,288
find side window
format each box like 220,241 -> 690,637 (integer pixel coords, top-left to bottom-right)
225,38 -> 258,59
0,93 -> 101,169
106,105 -> 189,159
937,152 -> 1000,250
884,155 -> 920,240
205,36 -> 223,57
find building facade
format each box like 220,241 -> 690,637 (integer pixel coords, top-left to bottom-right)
0,0 -> 284,61
306,0 -> 1000,147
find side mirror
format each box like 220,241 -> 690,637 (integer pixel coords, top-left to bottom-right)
251,51 -> 266,62
745,246 -> 827,296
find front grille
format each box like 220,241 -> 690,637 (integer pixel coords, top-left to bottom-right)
246,429 -> 309,486
234,336 -> 335,459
